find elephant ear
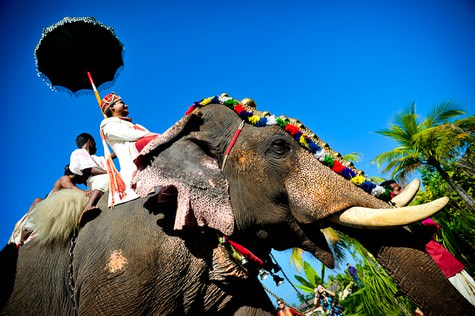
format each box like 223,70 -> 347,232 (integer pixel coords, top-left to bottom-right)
132,112 -> 234,236
134,109 -> 203,169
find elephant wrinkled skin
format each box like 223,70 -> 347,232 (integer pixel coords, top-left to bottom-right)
1,104 -> 473,315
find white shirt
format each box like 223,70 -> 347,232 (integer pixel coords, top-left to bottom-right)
69,148 -> 106,176
100,117 -> 156,205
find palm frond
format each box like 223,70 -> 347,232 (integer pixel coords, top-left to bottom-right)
294,274 -> 317,291
303,261 -> 320,286
424,101 -> 465,127
454,116 -> 475,131
342,152 -> 362,163
289,248 -> 304,272
322,227 -> 347,266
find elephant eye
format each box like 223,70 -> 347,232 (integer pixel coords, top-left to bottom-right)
268,137 -> 291,156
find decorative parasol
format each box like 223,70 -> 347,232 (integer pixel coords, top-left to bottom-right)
35,17 -> 124,107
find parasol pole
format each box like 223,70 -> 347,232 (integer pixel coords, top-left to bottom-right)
87,70 -> 120,205
87,71 -> 107,118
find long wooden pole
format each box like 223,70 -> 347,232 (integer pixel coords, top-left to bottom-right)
86,71 -> 106,118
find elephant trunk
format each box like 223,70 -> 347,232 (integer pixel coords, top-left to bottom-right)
342,227 -> 475,315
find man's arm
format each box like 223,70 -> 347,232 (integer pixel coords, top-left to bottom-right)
102,120 -> 155,142
55,176 -> 88,193
82,167 -> 107,177
325,289 -> 336,297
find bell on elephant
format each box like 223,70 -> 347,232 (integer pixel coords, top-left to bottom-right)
272,264 -> 282,274
240,97 -> 257,109
272,274 -> 285,287
258,269 -> 269,280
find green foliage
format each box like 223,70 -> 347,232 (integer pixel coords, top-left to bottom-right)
289,247 -> 305,272
304,261 -> 321,285
342,152 -> 362,163
340,236 -> 415,316
293,240 -> 415,315
294,261 -> 323,293
327,271 -> 353,294
373,101 -> 474,210
413,163 -> 475,274
373,101 -> 469,177
322,228 -> 348,266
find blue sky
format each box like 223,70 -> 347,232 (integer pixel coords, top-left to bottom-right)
1,0 -> 474,307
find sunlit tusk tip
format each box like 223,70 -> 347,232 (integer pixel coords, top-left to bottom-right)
330,196 -> 449,229
391,178 -> 420,207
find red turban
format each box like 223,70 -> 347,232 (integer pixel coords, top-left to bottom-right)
101,92 -> 122,114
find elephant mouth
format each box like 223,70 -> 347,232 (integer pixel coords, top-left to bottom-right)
297,222 -> 336,268
329,196 -> 449,229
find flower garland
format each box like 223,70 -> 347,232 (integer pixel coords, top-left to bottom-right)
185,95 -> 392,200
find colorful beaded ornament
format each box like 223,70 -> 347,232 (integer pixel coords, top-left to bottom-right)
185,95 -> 392,200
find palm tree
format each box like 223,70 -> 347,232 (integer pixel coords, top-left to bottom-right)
373,101 -> 475,211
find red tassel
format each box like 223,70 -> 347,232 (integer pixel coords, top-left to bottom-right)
106,155 -> 127,206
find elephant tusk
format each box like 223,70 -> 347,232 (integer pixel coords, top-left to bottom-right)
390,178 -> 420,207
329,197 -> 449,229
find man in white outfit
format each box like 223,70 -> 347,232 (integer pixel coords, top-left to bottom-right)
100,93 -> 158,206
69,133 -> 109,212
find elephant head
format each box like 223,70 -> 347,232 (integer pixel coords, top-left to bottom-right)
131,96 -> 472,314
2,95 -> 472,315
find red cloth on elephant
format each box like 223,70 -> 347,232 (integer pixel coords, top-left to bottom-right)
422,218 -> 464,278
135,135 -> 158,152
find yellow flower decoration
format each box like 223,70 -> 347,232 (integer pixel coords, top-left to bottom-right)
248,115 -> 261,125
350,175 -> 366,186
299,136 -> 309,149
201,97 -> 213,105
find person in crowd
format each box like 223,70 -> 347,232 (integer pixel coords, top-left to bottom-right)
276,298 -> 301,316
347,263 -> 364,288
314,285 -> 343,316
380,179 -> 402,201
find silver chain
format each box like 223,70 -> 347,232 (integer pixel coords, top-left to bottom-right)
68,229 -> 78,315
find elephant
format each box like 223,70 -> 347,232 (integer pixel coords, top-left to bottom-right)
1,95 -> 473,315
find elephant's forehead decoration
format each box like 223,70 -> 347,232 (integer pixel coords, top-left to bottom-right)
185,95 -> 393,200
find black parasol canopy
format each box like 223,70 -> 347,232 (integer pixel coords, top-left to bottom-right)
35,16 -> 124,96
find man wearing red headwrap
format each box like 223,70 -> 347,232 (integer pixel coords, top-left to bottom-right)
100,92 -> 158,206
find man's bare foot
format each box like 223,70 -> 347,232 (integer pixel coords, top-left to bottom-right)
78,206 -> 101,226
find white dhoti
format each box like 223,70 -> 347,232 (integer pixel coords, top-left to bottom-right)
87,174 -> 109,192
